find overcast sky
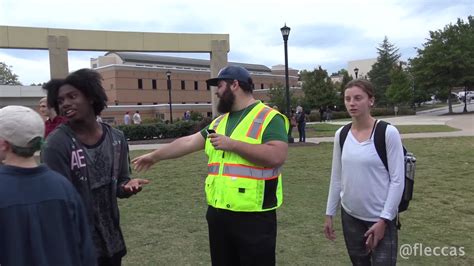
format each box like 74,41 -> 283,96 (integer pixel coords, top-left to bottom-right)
0,0 -> 472,85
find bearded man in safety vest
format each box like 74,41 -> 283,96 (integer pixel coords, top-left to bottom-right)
132,65 -> 289,265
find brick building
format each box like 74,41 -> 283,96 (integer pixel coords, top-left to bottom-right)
91,52 -> 300,123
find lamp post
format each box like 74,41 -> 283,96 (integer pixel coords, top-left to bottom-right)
281,24 -> 291,116
166,70 -> 173,123
354,67 -> 359,79
281,23 -> 293,143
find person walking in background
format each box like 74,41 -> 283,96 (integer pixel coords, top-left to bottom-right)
183,110 -> 191,120
132,65 -> 289,265
296,106 -> 306,142
132,110 -> 142,125
290,109 -> 297,138
123,111 -> 131,125
0,105 -> 96,266
319,106 -> 325,122
326,106 -> 333,122
39,81 -> 68,138
324,79 -> 404,265
41,68 -> 150,266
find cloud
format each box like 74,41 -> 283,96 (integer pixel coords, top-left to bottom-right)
0,0 -> 472,85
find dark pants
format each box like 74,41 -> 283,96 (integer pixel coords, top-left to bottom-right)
297,122 -> 306,142
341,208 -> 398,266
206,206 -> 277,266
98,252 -> 123,266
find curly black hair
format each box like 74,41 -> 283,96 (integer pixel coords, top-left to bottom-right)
45,69 -> 108,116
42,79 -> 64,113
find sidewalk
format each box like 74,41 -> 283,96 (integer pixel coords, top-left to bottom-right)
304,113 -> 474,144
129,113 -> 474,150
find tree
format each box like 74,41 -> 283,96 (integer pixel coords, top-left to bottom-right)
410,16 -> 474,113
386,67 -> 412,106
367,37 -> 401,106
300,66 -> 338,110
335,69 -> 353,110
0,62 -> 22,85
266,83 -> 297,112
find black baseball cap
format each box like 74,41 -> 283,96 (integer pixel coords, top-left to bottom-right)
206,66 -> 251,86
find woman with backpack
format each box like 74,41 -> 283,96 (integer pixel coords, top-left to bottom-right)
323,79 -> 405,265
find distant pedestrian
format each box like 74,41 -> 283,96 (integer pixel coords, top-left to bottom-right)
394,106 -> 399,116
296,106 -> 306,142
39,81 -> 68,138
183,110 -> 191,121
124,111 -> 131,125
133,110 -> 142,125
326,106 -> 333,122
319,106 -> 325,122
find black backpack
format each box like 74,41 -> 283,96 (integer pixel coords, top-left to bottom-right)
339,120 -> 416,228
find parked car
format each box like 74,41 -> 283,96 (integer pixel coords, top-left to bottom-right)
422,95 -> 441,105
458,91 -> 474,102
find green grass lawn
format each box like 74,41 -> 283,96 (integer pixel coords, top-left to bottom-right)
121,137 -> 474,265
296,124 -> 459,138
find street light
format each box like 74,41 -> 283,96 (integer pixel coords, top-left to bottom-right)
280,23 -> 291,116
354,67 -> 359,79
281,23 -> 294,143
166,70 -> 173,123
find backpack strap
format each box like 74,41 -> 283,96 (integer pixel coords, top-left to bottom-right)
339,123 -> 352,152
374,120 -> 389,172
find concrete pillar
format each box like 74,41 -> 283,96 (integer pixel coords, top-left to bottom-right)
48,35 -> 69,79
210,40 -> 228,117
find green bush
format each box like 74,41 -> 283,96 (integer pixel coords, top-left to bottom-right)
116,119 -> 211,141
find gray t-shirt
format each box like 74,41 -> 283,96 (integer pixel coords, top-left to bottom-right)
83,133 -> 125,257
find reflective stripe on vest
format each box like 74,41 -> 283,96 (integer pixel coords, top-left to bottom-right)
208,163 -> 220,175
222,163 -> 280,180
246,107 -> 272,139
212,115 -> 225,130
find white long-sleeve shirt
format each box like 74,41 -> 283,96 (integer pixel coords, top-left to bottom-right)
325,123 -> 405,221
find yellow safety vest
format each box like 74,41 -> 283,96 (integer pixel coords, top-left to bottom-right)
204,102 -> 289,212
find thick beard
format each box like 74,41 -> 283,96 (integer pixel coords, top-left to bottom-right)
217,85 -> 235,113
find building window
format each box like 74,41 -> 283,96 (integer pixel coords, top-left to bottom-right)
207,112 -> 212,117
181,80 -> 186,90
261,83 -> 264,90
195,102 -> 199,104
92,63 -> 97,68
138,79 -> 143,89
182,102 -> 186,104
153,102 -> 158,105
207,84 -> 210,90
137,102 -> 142,105
194,81 -> 199,90
152,79 -> 157,89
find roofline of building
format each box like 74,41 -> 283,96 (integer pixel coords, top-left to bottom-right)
94,64 -> 299,79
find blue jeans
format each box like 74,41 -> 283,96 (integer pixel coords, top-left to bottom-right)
341,208 -> 398,266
